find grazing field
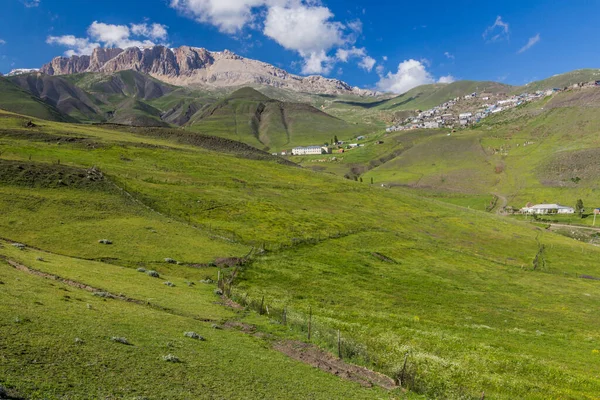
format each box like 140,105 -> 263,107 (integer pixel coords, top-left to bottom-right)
2,108 -> 600,398
0,242 -> 398,400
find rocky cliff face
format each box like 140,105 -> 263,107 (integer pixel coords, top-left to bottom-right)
40,45 -> 377,96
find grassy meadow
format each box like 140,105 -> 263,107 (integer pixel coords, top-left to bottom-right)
1,106 -> 600,398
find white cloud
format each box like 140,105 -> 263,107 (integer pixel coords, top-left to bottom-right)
517,33 -> 540,54
47,21 -> 169,56
382,55 -> 387,61
301,50 -> 334,74
46,35 -> 100,56
375,64 -> 385,76
438,75 -> 455,83
376,59 -> 435,94
264,4 -> 347,75
169,0 -> 267,34
0,39 -> 5,45
22,0 -> 40,7
336,46 -> 365,62
483,16 -> 509,42
130,23 -> 169,40
358,56 -> 375,72
444,51 -> 454,59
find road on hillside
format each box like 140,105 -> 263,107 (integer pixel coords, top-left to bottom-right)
492,193 -> 508,214
547,223 -> 600,232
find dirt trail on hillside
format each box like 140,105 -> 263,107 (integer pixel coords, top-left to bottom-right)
273,340 -> 398,390
493,193 -> 508,214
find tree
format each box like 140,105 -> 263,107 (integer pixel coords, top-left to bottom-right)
576,199 -> 585,217
370,177 -> 373,184
334,135 -> 339,144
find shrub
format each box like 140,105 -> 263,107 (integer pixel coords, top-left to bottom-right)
184,331 -> 205,340
164,281 -> 175,287
162,354 -> 180,363
111,337 -> 130,345
164,258 -> 177,264
146,270 -> 160,278
136,267 -> 147,273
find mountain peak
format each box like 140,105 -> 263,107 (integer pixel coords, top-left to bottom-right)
39,45 -> 378,97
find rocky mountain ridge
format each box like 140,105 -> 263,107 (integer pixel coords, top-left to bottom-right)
40,46 -> 377,97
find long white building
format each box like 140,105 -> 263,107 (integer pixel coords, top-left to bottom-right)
520,204 -> 575,215
291,146 -> 325,155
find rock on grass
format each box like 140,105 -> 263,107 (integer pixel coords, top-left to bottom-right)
162,354 -> 180,363
111,336 -> 130,345
184,331 -> 205,340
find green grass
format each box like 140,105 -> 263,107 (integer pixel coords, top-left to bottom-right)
3,107 -> 600,398
0,244 -> 400,400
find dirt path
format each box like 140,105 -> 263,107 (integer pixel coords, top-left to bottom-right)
274,340 -> 397,390
492,193 -> 508,214
547,223 -> 600,232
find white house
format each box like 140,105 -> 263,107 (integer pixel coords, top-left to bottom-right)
520,204 -> 575,215
291,146 -> 323,155
424,121 -> 440,129
459,112 -> 472,119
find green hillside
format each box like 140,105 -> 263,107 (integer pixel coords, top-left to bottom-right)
518,69 -> 600,93
3,108 -> 600,398
7,73 -> 103,122
0,77 -> 71,122
358,87 -> 600,210
187,87 -> 371,151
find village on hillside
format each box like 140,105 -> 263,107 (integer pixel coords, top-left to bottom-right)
385,80 -> 600,132
276,80 -> 600,159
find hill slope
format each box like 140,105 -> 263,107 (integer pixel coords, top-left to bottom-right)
187,87 -> 370,150
361,85 -> 600,208
519,69 -> 600,92
7,72 -> 103,122
2,109 -> 600,398
0,77 -> 72,122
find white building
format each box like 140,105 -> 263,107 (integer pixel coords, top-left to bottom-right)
291,146 -> 324,155
424,121 -> 440,129
520,204 -> 575,215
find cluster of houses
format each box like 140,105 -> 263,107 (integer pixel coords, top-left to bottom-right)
386,80 -> 600,132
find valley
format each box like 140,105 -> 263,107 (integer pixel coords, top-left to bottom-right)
2,50 -> 600,399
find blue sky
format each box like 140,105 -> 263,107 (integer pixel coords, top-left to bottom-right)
0,0 -> 599,93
